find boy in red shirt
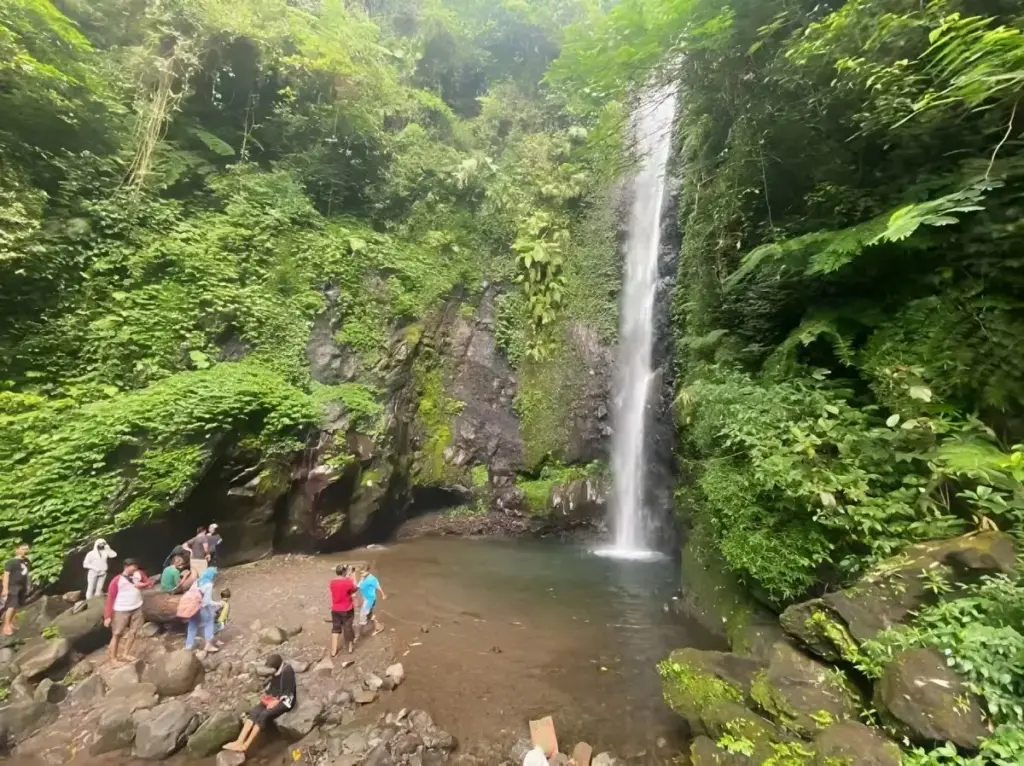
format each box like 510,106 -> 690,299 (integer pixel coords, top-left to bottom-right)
329,564 -> 357,657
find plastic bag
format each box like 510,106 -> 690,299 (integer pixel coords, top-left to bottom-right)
523,746 -> 548,766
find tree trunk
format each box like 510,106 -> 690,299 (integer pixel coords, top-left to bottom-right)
142,590 -> 181,623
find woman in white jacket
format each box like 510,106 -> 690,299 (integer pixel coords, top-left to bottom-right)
83,538 -> 117,599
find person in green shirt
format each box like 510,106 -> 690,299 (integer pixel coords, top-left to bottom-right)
160,554 -> 192,594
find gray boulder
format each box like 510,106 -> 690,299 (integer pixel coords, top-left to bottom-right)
105,682 -> 159,713
186,710 -> 243,757
275,698 -> 323,740
91,704 -> 136,755
874,648 -> 988,749
107,660 -> 143,690
48,596 -> 108,653
258,626 -> 287,645
13,637 -> 70,679
217,751 -> 246,766
813,721 -> 901,765
34,678 -> 67,703
65,658 -> 94,684
0,700 -> 59,745
133,700 -> 198,759
750,642 -> 860,736
70,673 -> 107,705
144,649 -> 203,697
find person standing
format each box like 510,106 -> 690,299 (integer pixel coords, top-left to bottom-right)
329,565 -> 357,657
184,526 -> 209,578
1,544 -> 31,637
356,562 -> 386,638
83,538 -> 117,599
206,523 -> 223,566
222,654 -> 296,753
103,558 -> 152,663
184,567 -> 221,652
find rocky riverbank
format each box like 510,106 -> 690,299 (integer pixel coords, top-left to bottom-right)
665,530 -> 1017,764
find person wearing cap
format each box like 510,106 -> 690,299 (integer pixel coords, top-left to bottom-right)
103,558 -> 152,663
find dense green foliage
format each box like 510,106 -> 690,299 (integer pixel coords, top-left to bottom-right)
556,0 -> 1024,760
0,0 -> 622,577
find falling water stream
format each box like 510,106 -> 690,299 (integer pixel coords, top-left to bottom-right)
601,88 -> 677,559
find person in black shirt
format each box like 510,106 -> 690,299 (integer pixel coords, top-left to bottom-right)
222,653 -> 296,753
2,543 -> 31,636
206,523 -> 223,566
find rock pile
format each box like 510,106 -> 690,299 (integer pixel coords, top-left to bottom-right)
664,531 -> 1016,765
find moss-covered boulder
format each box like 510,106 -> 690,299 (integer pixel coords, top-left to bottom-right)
690,735 -> 752,765
781,532 -> 1016,661
658,648 -> 764,729
679,523 -> 785,660
750,642 -> 861,737
812,721 -> 900,766
873,648 -> 988,750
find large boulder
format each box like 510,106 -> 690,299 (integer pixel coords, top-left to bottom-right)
133,699 -> 198,759
689,735 -> 755,766
698,699 -> 792,761
104,682 -> 159,713
781,532 -> 1016,660
69,673 -> 107,706
275,699 -> 323,741
91,704 -> 137,755
750,642 -> 861,736
107,660 -> 143,690
12,637 -> 70,679
873,648 -> 988,749
144,649 -> 203,697
0,700 -> 59,745
47,596 -> 107,653
659,648 -> 765,728
548,477 -> 608,525
186,710 -> 243,757
813,721 -> 901,766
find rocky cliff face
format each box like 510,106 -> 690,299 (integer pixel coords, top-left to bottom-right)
62,282 -> 618,582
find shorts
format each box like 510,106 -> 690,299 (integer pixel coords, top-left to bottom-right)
247,701 -> 288,728
331,609 -> 355,641
111,607 -> 144,637
5,588 -> 27,609
190,558 -> 208,577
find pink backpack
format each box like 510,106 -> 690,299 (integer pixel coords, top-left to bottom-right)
176,584 -> 202,619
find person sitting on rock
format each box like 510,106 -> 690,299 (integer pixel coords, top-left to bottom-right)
223,653 -> 296,753
103,558 -> 152,663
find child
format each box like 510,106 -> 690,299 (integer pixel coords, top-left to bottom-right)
357,563 -> 386,637
216,588 -> 231,633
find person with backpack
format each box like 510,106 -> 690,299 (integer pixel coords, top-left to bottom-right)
103,558 -> 152,663
181,567 -> 221,652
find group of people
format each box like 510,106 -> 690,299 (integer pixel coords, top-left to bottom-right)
1,532 -> 393,758
329,561 -> 386,656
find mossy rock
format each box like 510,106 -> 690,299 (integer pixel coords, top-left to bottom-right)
700,699 -> 794,759
873,648 -> 988,750
658,648 -> 764,729
750,642 -> 862,737
778,601 -> 855,663
812,721 -> 900,766
679,524 -> 785,659
783,532 -> 1017,661
690,735 -> 756,765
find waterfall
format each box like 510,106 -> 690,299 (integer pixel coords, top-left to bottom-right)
604,87 -> 677,558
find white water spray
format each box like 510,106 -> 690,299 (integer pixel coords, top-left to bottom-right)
600,87 -> 676,560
